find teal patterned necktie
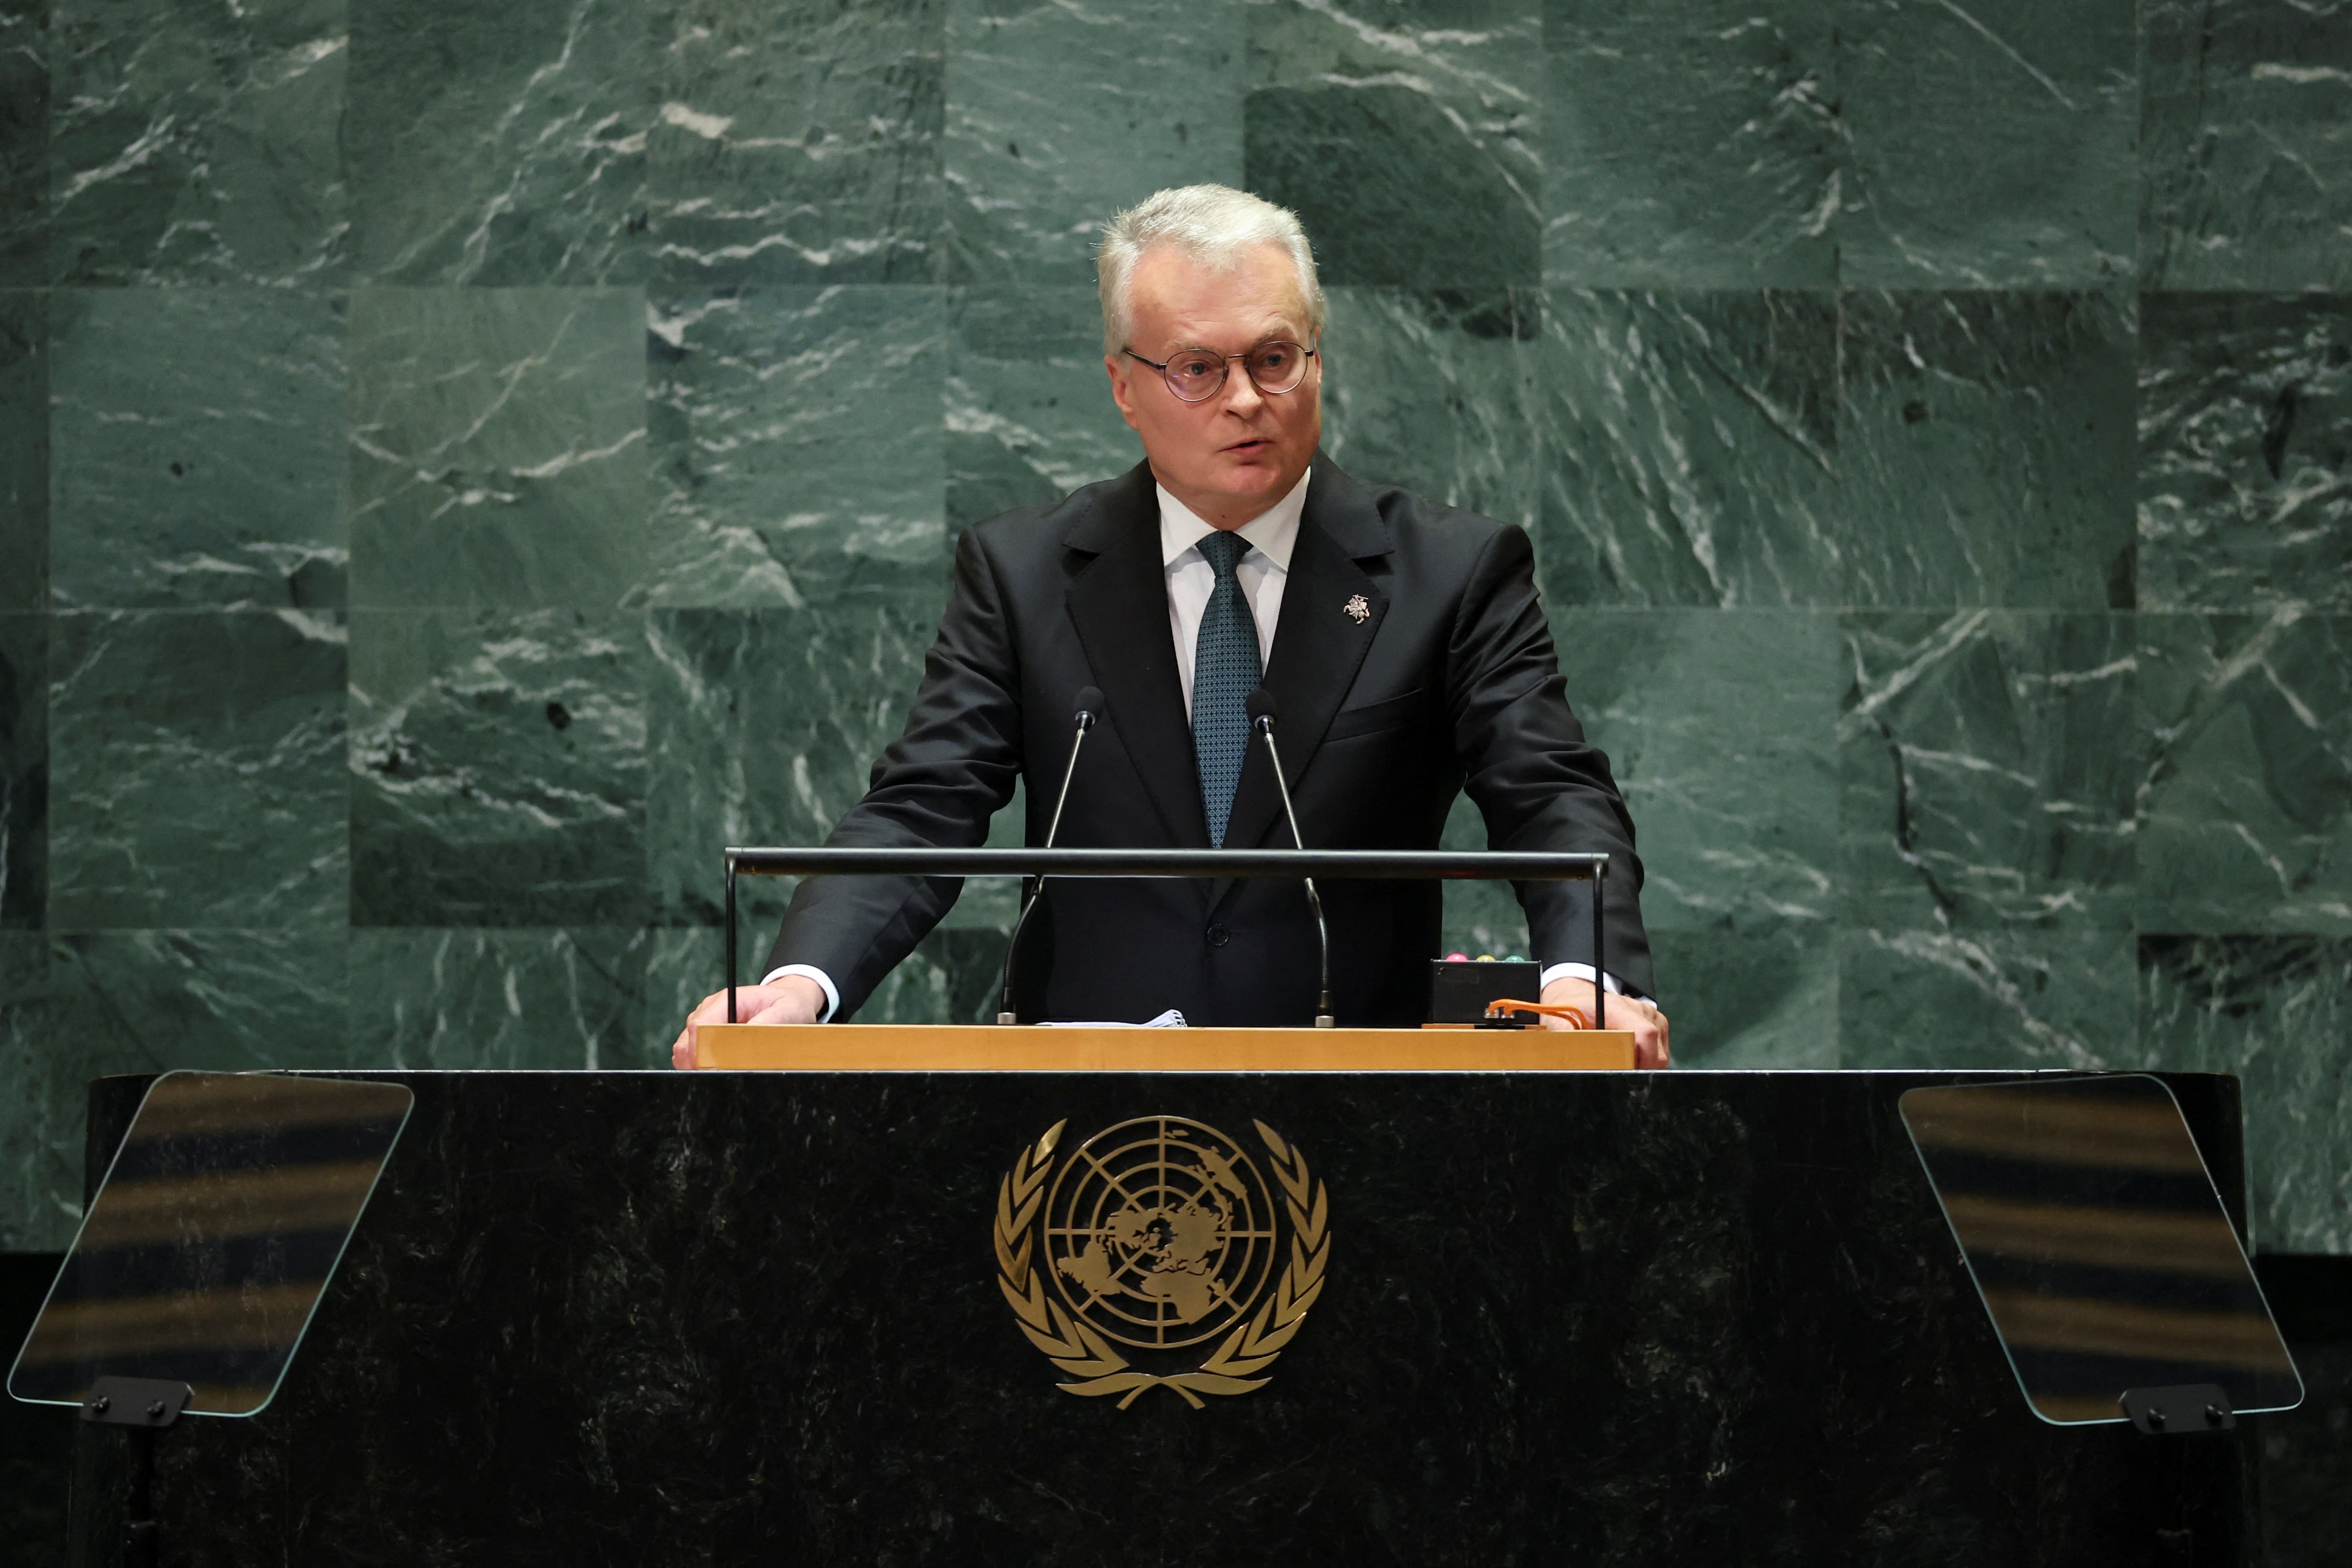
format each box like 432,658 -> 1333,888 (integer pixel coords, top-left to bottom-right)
1191,530 -> 1262,848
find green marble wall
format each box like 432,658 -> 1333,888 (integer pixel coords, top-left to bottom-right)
0,0 -> 2347,1255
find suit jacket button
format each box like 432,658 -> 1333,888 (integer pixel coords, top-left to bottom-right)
1205,924 -> 1229,947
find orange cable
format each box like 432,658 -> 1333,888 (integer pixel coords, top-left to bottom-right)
1483,999 -> 1590,1030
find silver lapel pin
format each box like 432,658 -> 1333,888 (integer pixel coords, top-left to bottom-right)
1344,593 -> 1371,624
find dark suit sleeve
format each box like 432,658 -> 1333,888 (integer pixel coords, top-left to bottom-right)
1445,522 -> 1654,999
764,526 -> 1025,1017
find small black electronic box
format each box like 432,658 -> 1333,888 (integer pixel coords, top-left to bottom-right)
1428,957 -> 1545,1025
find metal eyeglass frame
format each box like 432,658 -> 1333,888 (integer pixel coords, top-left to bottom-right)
1122,340 -> 1318,403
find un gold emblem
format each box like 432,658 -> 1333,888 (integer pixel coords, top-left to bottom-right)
993,1116 -> 1331,1408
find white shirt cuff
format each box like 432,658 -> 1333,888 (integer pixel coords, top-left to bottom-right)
759,964 -> 840,1022
1539,962 -> 1633,1000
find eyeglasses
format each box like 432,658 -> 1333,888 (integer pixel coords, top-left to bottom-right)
1122,340 -> 1318,403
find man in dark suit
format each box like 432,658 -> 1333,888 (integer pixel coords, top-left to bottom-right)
673,184 -> 1669,1066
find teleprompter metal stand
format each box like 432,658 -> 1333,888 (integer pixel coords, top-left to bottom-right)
2123,1382 -> 2243,1566
2121,1383 -> 2235,1436
2122,1381 -> 2242,1568
715,845 -> 1612,1025
80,1377 -> 191,1568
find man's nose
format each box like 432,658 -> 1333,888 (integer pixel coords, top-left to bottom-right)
1219,365 -> 1265,415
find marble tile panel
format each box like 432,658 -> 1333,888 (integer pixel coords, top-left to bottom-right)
2137,612 -> 2352,934
1436,787 -> 1526,961
0,0 -> 46,286
1433,608 -> 1841,1021
1541,0 -> 1837,288
941,0 -> 1244,287
11,931 -> 350,1251
345,0 -> 643,285
48,609 -> 347,929
1566,609 -> 1841,935
649,920 -> 841,1042
1841,611 -> 2137,932
0,931 -> 55,1251
1648,925 -> 1838,1068
644,286 -> 946,608
645,919 -> 1010,1038
1244,0 -> 1540,290
641,922 -> 716,1044
349,608 -> 647,927
43,930 -> 353,1080
2139,294 -> 2352,615
348,287 -> 647,609
2133,934 -> 2352,1254
1837,0 -> 2136,287
50,288 -> 345,610
1320,286 -> 1541,530
0,612 -> 43,928
1837,921 -> 2136,1070
647,0 -> 942,286
1835,290 -> 2137,610
2,928 -> 350,1249
0,289 -> 44,609
1539,289 -> 1841,607
349,927 -> 647,1070
945,283 -> 1140,532
646,597 -> 977,930
47,0 -> 347,286
2141,0 -> 2352,292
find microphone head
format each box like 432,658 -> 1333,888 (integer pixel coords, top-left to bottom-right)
1245,687 -> 1277,725
1073,686 -> 1105,728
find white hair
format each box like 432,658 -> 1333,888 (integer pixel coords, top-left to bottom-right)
1096,185 -> 1327,355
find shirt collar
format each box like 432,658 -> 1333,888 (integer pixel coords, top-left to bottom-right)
1156,467 -> 1311,572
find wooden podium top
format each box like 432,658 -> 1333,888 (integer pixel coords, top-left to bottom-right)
692,1023 -> 1637,1072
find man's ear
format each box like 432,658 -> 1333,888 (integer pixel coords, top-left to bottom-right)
1104,353 -> 1142,432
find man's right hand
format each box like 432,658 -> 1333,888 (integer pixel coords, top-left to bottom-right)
670,976 -> 829,1069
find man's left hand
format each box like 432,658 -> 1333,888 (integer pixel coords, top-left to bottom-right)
1539,976 -> 1670,1069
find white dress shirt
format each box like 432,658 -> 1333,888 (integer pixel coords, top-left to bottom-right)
766,466 -> 1624,1019
1158,469 -> 1306,708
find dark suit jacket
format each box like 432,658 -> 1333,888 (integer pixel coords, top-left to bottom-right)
766,454 -> 1652,1025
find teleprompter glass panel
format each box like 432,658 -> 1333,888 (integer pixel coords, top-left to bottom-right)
1899,1075 -> 2302,1426
7,1072 -> 412,1417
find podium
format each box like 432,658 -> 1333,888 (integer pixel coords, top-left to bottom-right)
692,1022 -> 1639,1070
61,1065 -> 2259,1564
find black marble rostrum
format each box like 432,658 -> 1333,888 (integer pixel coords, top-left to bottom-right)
66,1071 -> 2261,1567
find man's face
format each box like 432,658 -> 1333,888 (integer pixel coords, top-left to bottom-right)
1104,242 -> 1323,529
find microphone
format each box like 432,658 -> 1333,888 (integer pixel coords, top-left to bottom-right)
997,687 -> 1104,1024
1246,688 -> 1334,1029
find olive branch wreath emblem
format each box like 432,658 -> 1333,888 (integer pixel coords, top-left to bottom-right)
993,1118 -> 1331,1410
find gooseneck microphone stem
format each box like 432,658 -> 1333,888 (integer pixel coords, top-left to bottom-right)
1252,712 -> 1334,1029
1041,717 -> 1088,850
998,689 -> 1102,1025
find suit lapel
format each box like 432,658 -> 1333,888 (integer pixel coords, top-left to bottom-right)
1063,463 -> 1210,851
1213,459 -> 1393,907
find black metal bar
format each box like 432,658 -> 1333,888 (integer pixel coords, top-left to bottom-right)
721,846 -> 1612,1031
724,857 -> 738,1025
124,1424 -> 157,1568
1592,859 -> 1606,1032
725,847 -> 1607,880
